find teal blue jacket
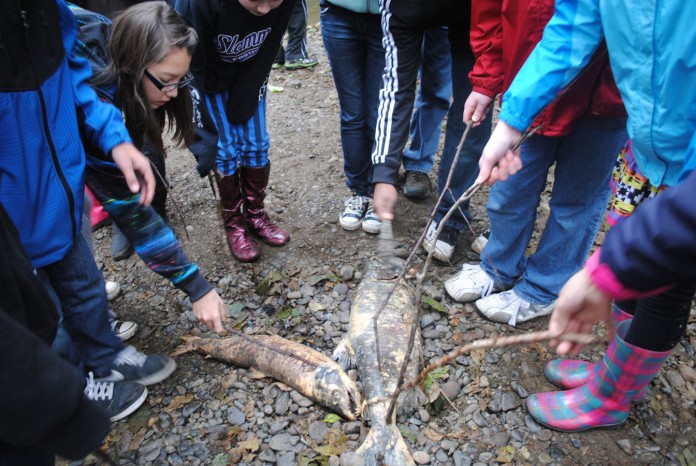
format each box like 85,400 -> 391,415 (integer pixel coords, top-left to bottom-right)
325,0 -> 380,15
500,0 -> 696,187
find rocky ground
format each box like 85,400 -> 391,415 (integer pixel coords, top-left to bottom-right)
72,29 -> 696,466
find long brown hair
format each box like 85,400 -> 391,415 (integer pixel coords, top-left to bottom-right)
105,1 -> 197,154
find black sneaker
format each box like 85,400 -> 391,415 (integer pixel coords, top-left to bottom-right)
84,373 -> 148,422
97,346 -> 176,386
403,171 -> 431,200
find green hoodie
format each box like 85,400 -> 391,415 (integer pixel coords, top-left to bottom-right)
326,0 -> 380,15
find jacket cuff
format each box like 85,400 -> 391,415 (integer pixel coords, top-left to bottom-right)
371,161 -> 400,186
471,84 -> 498,99
585,249 -> 670,301
39,396 -> 110,460
176,271 -> 214,303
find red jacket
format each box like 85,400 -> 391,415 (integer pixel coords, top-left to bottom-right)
469,0 -> 625,137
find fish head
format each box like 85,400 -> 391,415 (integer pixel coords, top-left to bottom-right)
314,366 -> 363,421
361,255 -> 404,281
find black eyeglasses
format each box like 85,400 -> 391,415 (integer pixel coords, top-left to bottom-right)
144,70 -> 194,92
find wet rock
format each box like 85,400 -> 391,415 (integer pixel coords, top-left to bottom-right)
182,401 -> 202,417
340,451 -> 366,466
441,381 -> 462,401
413,450 -> 431,464
257,448 -> 276,462
275,392 -> 290,415
269,433 -> 300,451
617,439 -> 633,455
277,451 -> 296,466
453,450 -> 472,466
537,429 -> 553,442
492,432 -> 510,448
227,407 -> 246,426
340,265 -> 354,280
501,392 -> 521,411
308,421 -> 329,443
333,283 -> 349,295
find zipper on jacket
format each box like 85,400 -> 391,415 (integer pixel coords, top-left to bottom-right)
21,5 -> 78,242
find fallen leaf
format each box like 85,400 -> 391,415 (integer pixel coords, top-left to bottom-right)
237,437 -> 260,452
495,445 -> 516,463
423,428 -> 444,442
164,394 -> 194,412
323,413 -> 341,424
422,296 -> 448,314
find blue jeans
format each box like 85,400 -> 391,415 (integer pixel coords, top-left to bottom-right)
321,3 -> 384,197
402,26 -> 452,173
41,234 -> 124,375
481,117 -> 628,304
434,52 -> 491,230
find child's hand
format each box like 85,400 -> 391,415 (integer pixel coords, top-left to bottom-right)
464,91 -> 493,126
373,183 -> 397,221
111,142 -> 156,206
192,289 -> 227,334
475,121 -> 523,186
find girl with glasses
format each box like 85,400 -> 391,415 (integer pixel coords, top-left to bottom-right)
76,1 -> 227,334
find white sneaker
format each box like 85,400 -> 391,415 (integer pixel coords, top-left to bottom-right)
475,290 -> 555,327
422,222 -> 456,262
361,199 -> 381,234
444,263 -> 500,302
339,195 -> 367,231
111,319 -> 138,341
105,281 -> 121,301
471,229 -> 490,255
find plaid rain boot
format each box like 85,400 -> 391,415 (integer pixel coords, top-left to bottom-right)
543,305 -> 650,402
526,320 -> 671,432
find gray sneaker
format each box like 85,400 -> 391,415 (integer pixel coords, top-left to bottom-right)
84,373 -> 147,422
475,290 -> 555,327
97,346 -> 176,386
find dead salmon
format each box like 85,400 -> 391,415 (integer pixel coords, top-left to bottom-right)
175,333 -> 362,420
333,255 -> 423,465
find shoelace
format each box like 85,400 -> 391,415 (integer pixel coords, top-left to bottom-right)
344,195 -> 366,212
460,264 -> 496,297
500,291 -> 524,327
114,346 -> 147,367
84,372 -> 114,401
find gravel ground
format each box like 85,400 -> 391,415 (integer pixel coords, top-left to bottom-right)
70,28 -> 696,466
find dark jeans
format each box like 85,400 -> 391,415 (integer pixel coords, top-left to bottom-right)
41,234 -> 124,375
434,48 -> 491,230
321,3 -> 384,196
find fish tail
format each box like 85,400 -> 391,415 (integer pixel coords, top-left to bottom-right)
332,338 -> 354,370
356,424 -> 415,466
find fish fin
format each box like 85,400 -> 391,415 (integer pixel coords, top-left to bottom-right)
356,424 -> 415,466
332,338 -> 355,370
170,336 -> 200,356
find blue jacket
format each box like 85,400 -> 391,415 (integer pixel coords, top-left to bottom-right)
0,0 -> 131,268
499,0 -> 696,187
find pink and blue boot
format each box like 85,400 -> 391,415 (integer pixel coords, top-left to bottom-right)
526,320 -> 671,432
543,305 -> 648,401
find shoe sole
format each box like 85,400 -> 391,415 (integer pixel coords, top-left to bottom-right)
422,241 -> 452,263
285,63 -> 318,69
116,323 -> 138,342
134,358 -> 177,386
403,190 -> 430,201
361,223 -> 381,234
340,220 -> 363,231
112,245 -> 134,262
110,386 -> 148,422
